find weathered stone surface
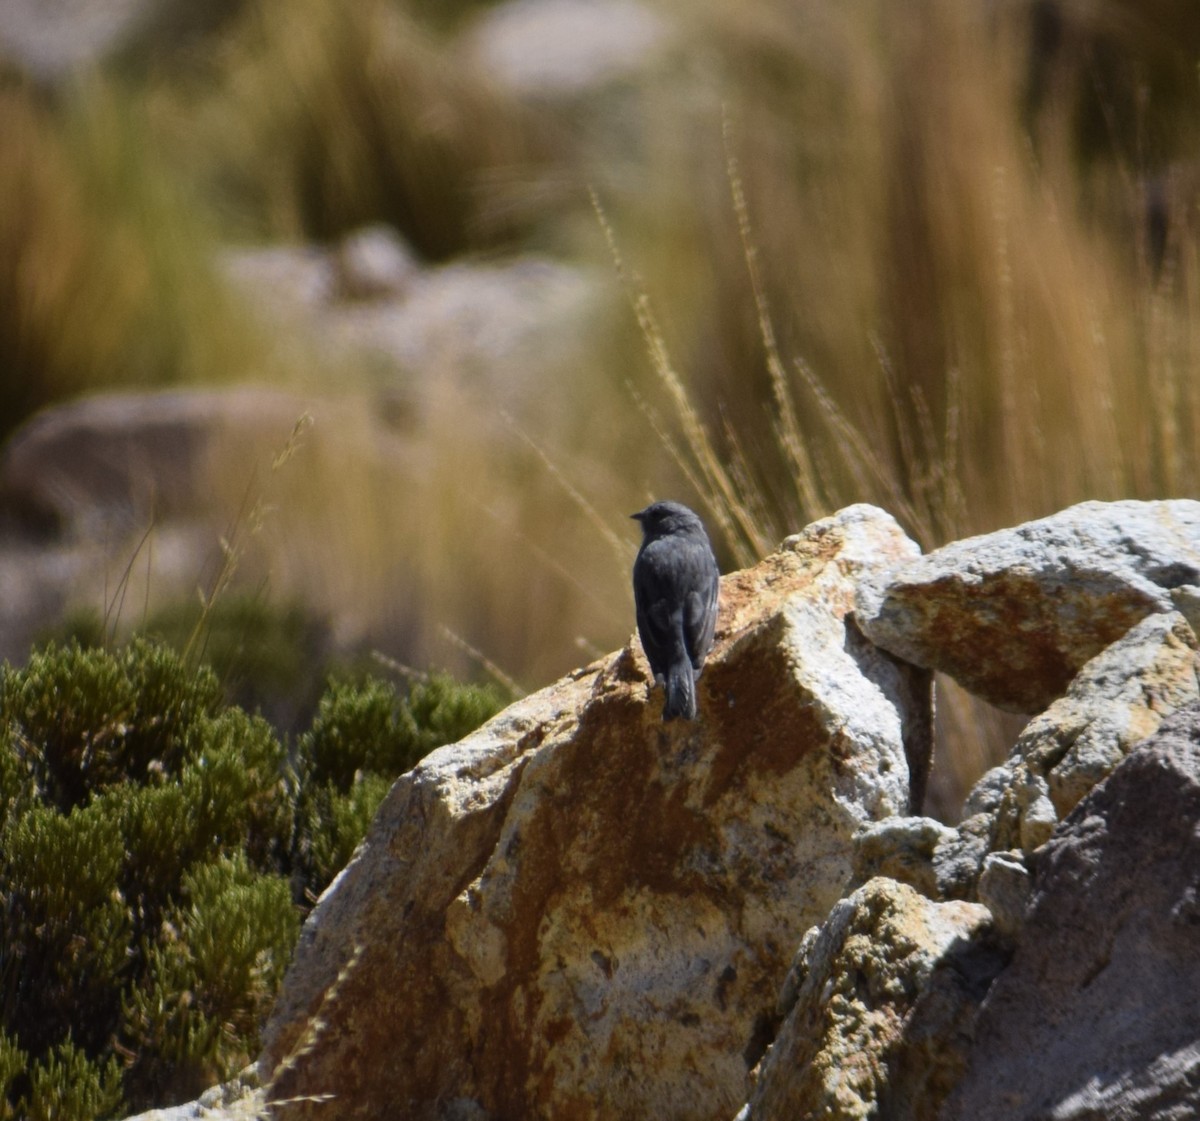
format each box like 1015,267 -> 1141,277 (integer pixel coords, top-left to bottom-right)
932,610 -> 1200,901
856,499 -> 1200,713
737,879 -> 997,1121
260,505 -> 926,1121
1020,610 -> 1200,818
942,706 -> 1200,1121
975,851 -> 1031,940
852,816 -> 956,900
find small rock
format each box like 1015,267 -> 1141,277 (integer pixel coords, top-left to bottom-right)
738,878 -> 996,1121
932,811 -> 996,901
1014,771 -> 1057,853
332,225 -> 419,301
852,815 -> 957,899
976,851 -> 1032,940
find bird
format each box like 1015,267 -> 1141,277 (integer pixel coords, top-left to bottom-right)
631,500 -> 720,721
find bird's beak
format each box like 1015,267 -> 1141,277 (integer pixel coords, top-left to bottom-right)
630,511 -> 643,522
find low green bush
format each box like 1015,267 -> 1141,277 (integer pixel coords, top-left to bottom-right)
0,638 -> 503,1118
291,673 -> 503,902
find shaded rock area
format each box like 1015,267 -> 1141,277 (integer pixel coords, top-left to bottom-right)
926,607 -> 1200,901
106,498 -> 1200,1121
942,707 -> 1200,1121
259,506 -> 926,1121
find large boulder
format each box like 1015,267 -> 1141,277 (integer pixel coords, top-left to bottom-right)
259,505 -> 928,1121
218,238 -> 602,424
856,499 -> 1200,713
941,706 -> 1200,1121
461,0 -> 674,99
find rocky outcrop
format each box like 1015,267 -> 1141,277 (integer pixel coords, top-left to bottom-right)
747,500 -> 1200,1119
941,707 -> 1200,1121
259,505 -> 927,1121
0,387 -> 320,537
128,497 -> 1200,1121
856,499 -> 1200,713
926,607 -> 1200,901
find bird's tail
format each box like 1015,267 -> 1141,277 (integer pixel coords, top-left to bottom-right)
663,656 -> 698,721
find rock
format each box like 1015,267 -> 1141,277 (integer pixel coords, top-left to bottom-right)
933,610 -> 1200,901
0,0 -> 153,81
219,241 -> 603,419
0,0 -> 238,83
930,811 -> 996,901
259,505 -> 927,1121
1019,610 -> 1200,818
942,705 -> 1200,1121
0,386 -> 319,537
975,851 -> 1031,940
462,0 -> 674,99
332,225 -> 419,301
856,499 -> 1200,713
852,816 -> 956,899
738,878 -> 998,1121
119,1064 -> 264,1120
0,386 -> 418,664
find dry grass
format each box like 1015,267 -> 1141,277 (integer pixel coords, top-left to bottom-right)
142,0 -> 562,254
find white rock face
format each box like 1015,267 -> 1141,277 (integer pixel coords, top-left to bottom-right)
260,505 -> 926,1121
856,499 -> 1200,712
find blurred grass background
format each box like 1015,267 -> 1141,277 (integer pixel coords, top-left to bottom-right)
3,0 -> 1200,814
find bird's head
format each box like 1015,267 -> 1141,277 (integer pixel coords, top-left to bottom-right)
631,500 -> 704,539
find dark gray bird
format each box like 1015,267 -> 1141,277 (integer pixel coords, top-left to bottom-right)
631,500 -> 720,721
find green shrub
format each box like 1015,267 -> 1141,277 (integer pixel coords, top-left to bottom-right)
142,595 -> 335,737
0,640 -> 293,1117
1,638 -> 223,811
23,1039 -> 123,1121
292,673 -> 502,902
121,854 -> 297,1106
0,637 -> 502,1117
